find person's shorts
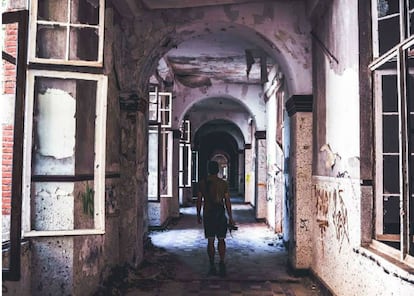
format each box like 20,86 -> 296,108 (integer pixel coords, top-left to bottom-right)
203,207 -> 228,239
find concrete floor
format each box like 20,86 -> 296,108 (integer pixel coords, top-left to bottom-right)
99,198 -> 329,296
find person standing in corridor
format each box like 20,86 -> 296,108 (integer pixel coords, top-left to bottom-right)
197,160 -> 235,277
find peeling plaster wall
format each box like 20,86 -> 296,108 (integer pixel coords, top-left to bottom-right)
173,1 -> 312,97
310,1 -> 414,294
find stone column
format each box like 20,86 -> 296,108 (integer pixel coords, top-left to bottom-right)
238,149 -> 245,196
244,144 -> 255,205
170,130 -> 180,218
255,131 -> 267,220
119,93 -> 148,267
286,95 -> 313,271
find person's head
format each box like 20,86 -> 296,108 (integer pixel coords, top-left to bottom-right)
208,161 -> 219,175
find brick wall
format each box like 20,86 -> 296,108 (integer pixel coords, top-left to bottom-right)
3,23 -> 17,94
2,125 -> 13,215
2,23 -> 17,217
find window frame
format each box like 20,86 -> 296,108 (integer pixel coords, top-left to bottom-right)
148,91 -> 172,128
28,0 -> 105,66
160,129 -> 173,197
370,33 -> 414,265
148,123 -> 161,201
22,69 -> 108,237
1,9 -> 29,282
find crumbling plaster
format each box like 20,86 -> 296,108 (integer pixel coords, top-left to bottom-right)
111,1 -> 311,98
309,0 -> 414,295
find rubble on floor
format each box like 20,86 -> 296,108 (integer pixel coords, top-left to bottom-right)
93,239 -> 178,295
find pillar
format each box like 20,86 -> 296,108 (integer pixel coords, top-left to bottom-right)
244,144 -> 255,206
255,131 -> 267,220
118,93 -> 148,266
286,95 -> 313,270
171,129 -> 180,217
238,149 -> 245,196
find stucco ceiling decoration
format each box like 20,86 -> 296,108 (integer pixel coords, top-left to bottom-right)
141,0 -> 268,9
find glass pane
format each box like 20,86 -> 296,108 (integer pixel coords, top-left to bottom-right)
33,77 -> 77,175
382,75 -> 398,112
377,0 -> 399,17
383,115 -> 399,153
379,17 -> 401,55
149,93 -> 158,122
383,195 -> 401,234
33,77 -> 97,176
36,24 -> 67,59
71,0 -> 100,25
160,132 -> 169,195
38,0 -> 68,22
383,155 -> 400,194
69,27 -> 99,61
148,127 -> 159,200
2,56 -> 16,246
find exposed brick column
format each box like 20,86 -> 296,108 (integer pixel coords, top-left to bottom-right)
2,23 -> 17,218
2,125 -> 13,215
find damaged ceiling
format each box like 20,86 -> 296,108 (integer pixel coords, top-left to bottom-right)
162,29 -> 275,88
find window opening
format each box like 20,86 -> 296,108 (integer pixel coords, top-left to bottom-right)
371,0 -> 414,263
148,88 -> 173,200
22,70 -> 107,237
179,119 -> 191,188
148,125 -> 160,201
29,0 -> 104,66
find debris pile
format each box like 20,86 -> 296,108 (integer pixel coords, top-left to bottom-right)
93,240 -> 178,295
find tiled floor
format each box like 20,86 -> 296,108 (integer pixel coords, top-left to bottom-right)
120,199 -> 327,296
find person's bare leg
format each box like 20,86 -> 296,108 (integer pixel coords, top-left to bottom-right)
207,238 -> 216,275
218,238 -> 226,261
218,239 -> 226,277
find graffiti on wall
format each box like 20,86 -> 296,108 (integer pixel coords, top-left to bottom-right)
332,189 -> 350,252
314,183 -> 350,252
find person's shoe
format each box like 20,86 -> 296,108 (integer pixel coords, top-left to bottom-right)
208,265 -> 217,276
219,261 -> 226,277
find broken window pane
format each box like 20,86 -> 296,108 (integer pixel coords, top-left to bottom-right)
33,77 -> 97,175
32,0 -> 103,64
36,24 -> 67,59
29,75 -> 99,232
69,27 -> 99,61
71,0 -> 100,25
37,0 -> 68,22
33,77 -> 76,175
